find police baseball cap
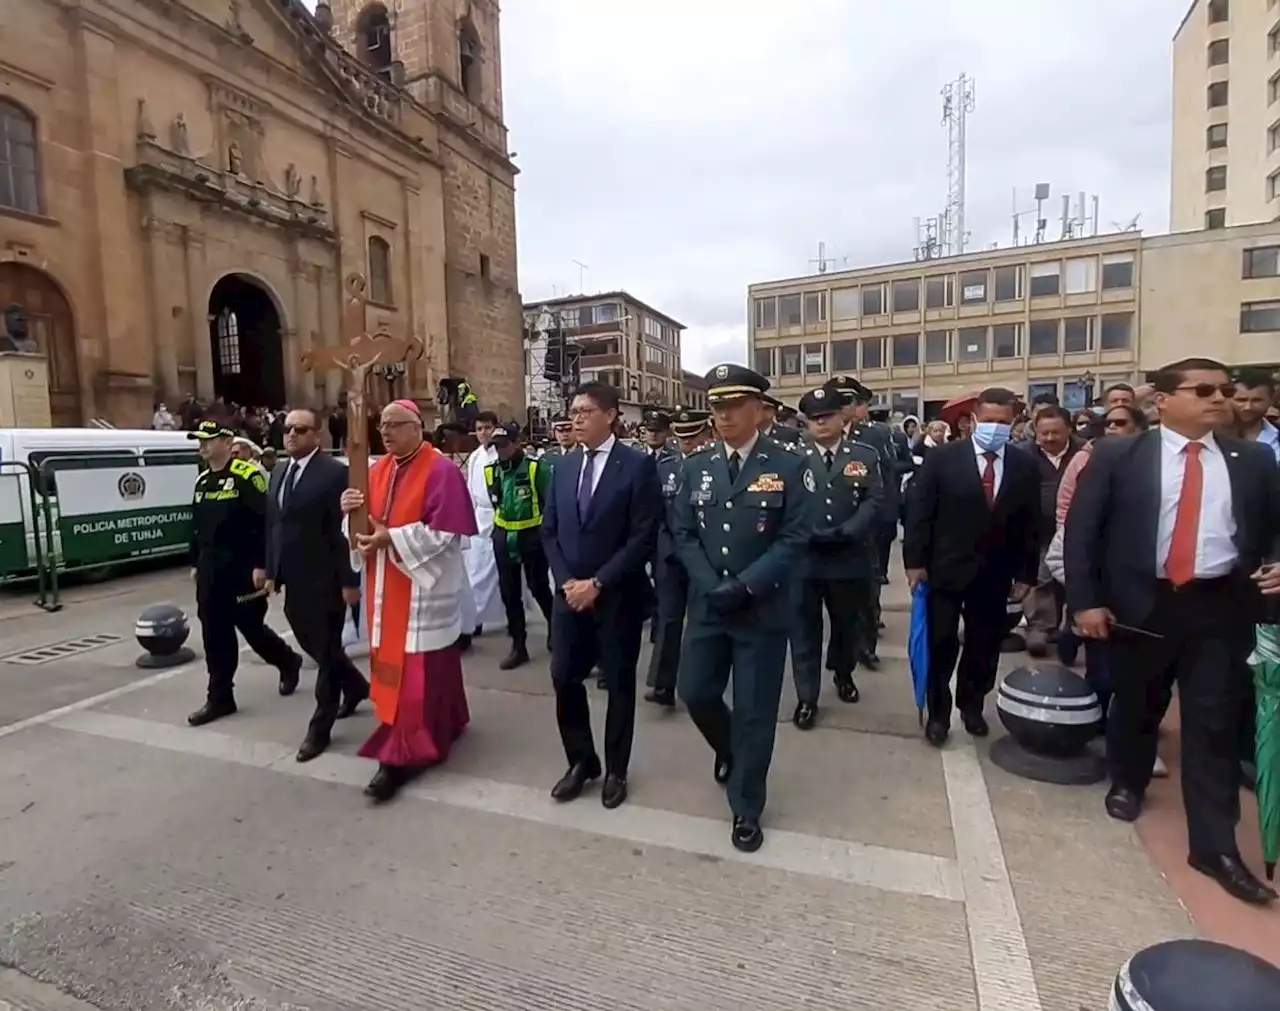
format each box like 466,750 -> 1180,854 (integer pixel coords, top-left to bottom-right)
188,420 -> 235,440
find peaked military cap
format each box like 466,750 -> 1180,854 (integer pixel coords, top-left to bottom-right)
188,420 -> 236,440
761,393 -> 783,409
799,386 -> 842,419
551,413 -> 572,430
868,404 -> 891,420
644,408 -> 673,429
670,407 -> 711,437
825,374 -> 873,403
705,362 -> 769,404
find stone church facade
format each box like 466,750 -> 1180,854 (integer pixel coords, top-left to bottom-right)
0,0 -> 522,428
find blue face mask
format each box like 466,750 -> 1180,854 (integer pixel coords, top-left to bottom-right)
972,422 -> 1012,452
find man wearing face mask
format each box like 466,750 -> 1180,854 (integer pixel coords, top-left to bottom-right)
902,387 -> 1041,747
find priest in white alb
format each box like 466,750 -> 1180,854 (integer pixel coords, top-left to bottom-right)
461,410 -> 503,634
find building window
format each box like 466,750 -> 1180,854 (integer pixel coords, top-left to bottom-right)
479,253 -> 491,279
892,333 -> 920,367
803,291 -> 827,325
780,344 -> 801,375
1028,319 -> 1060,356
1063,316 -> 1094,354
1101,253 -> 1134,290
1241,299 -> 1280,332
924,275 -> 954,309
1270,170 -> 1280,202
860,337 -> 884,369
1206,208 -> 1227,229
1271,22 -> 1280,56
0,100 -> 40,215
754,297 -> 777,329
1207,81 -> 1229,108
861,284 -> 884,317
356,4 -> 394,75
643,315 -> 662,338
992,265 -> 1022,302
831,287 -> 858,320
804,343 -> 826,374
215,309 -> 242,375
367,236 -> 393,304
596,303 -> 620,324
959,270 -> 987,304
1064,257 -> 1097,294
992,323 -> 1021,359
892,279 -> 920,313
924,329 -> 951,364
1208,38 -> 1230,65
1272,72 -> 1280,105
1271,122 -> 1280,154
1028,261 -> 1060,297
1207,123 -> 1228,149
459,19 -> 482,101
778,294 -> 802,327
1206,165 -> 1228,192
1027,381 -> 1059,406
1208,0 -> 1228,22
1099,312 -> 1132,351
957,326 -> 987,362
754,347 -> 775,377
892,389 -> 920,418
1244,246 -> 1280,278
832,339 -> 857,371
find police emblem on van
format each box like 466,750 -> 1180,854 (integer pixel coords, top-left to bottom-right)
117,472 -> 146,501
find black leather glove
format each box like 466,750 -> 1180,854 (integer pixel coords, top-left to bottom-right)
707,577 -> 751,615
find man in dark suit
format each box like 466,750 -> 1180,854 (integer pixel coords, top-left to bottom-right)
1065,357 -> 1280,906
903,387 -> 1041,747
542,382 -> 662,810
264,407 -> 370,762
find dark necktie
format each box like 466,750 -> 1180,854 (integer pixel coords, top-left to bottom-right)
981,451 -> 997,506
281,461 -> 299,511
727,451 -> 741,484
823,449 -> 834,471
577,450 -> 598,519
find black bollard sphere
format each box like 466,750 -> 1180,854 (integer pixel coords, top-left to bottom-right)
134,603 -> 196,669
1112,939 -> 1280,1011
990,665 -> 1106,785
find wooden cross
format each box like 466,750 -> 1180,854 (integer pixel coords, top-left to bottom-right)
301,272 -> 425,547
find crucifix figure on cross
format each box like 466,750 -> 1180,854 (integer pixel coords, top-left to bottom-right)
301,272 -> 425,547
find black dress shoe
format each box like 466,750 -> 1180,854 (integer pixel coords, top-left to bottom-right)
337,684 -> 369,720
834,677 -> 860,704
473,625 -> 484,637
731,816 -> 764,853
793,702 -> 817,730
551,760 -> 601,802
278,659 -> 301,696
188,699 -> 237,727
859,651 -> 881,672
644,687 -> 676,707
1104,786 -> 1142,822
1188,853 -> 1278,906
455,633 -> 473,652
713,753 -> 733,786
601,774 -> 628,809
364,764 -> 405,803
498,646 -> 530,671
961,710 -> 989,737
924,719 -> 949,747
296,736 -> 329,763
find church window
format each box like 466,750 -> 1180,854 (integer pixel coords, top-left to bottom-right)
216,309 -> 242,375
0,100 -> 41,216
459,20 -> 482,101
368,236 -> 393,305
356,4 -> 394,77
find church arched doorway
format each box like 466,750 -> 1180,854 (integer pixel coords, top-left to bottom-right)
0,263 -> 82,427
207,274 -> 285,409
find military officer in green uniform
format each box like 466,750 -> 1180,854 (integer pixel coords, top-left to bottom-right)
485,425 -> 555,670
539,414 -> 576,469
759,395 -> 804,451
187,420 -> 302,727
791,387 -> 884,729
675,364 -> 813,853
645,407 -> 713,707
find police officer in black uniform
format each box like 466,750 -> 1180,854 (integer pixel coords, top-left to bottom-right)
676,365 -> 813,853
187,420 -> 302,727
791,386 -> 884,728
539,414 -> 576,468
645,407 -> 713,707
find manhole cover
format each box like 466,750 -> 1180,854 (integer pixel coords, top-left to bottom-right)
0,634 -> 125,666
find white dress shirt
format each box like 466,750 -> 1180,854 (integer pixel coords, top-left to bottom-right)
972,439 -> 1005,498
578,434 -> 617,499
723,430 -> 760,464
278,447 -> 319,505
1155,427 -> 1237,579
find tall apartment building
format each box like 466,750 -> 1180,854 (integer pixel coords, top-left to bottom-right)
747,222 -> 1280,420
1171,0 -> 1280,231
522,292 -> 685,424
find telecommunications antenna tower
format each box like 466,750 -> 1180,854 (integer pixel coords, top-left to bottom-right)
941,73 -> 976,257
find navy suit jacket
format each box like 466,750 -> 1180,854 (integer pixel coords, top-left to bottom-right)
542,440 -> 662,601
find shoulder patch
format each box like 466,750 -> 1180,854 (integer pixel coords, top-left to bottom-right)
229,459 -> 254,477
803,468 -> 816,493
250,471 -> 267,493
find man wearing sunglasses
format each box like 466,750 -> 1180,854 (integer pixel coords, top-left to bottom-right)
1065,357 -> 1280,906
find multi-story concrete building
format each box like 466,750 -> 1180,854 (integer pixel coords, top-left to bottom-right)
1171,0 -> 1280,231
681,370 -> 708,411
748,222 -> 1280,419
522,292 -> 684,425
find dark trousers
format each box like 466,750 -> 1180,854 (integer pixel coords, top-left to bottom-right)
198,575 -> 299,703
679,623 -> 788,822
493,532 -> 553,645
284,591 -> 369,740
646,555 -> 688,692
1108,579 -> 1254,858
794,577 -> 867,704
925,569 -> 1009,723
872,520 -> 896,622
550,592 -> 643,776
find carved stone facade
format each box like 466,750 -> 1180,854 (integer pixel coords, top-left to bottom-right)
0,0 -> 522,427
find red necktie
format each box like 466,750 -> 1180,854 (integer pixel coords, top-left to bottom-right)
1165,442 -> 1204,587
981,452 -> 997,506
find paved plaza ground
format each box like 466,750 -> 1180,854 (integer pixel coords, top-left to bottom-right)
0,561 -> 1274,1010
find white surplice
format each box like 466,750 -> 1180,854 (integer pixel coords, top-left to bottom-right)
462,444 -> 504,627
